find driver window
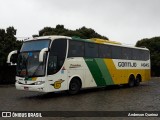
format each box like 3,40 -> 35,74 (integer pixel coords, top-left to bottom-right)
47,39 -> 67,75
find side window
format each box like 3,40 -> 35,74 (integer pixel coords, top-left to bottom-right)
47,39 -> 67,75
68,40 -> 84,57
111,46 -> 122,59
132,49 -> 149,60
132,49 -> 143,60
139,50 -> 144,60
99,44 -> 111,58
122,48 -> 132,60
144,50 -> 150,60
139,50 -> 150,60
85,43 -> 98,58
132,49 -> 139,60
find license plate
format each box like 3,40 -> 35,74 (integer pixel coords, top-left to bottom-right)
24,87 -> 29,90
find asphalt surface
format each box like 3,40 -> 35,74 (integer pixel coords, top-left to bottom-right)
0,77 -> 160,120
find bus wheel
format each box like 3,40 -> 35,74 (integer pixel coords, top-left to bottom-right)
68,79 -> 81,95
135,77 -> 140,86
128,76 -> 135,87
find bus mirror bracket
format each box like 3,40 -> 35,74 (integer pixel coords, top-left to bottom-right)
7,50 -> 18,65
39,48 -> 48,62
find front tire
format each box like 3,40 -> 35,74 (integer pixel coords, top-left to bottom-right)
68,79 -> 81,95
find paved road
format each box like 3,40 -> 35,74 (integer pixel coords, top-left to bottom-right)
0,77 -> 160,120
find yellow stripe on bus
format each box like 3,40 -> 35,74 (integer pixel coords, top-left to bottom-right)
103,59 -> 150,85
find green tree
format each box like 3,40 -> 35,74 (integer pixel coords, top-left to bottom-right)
0,27 -> 22,66
136,37 -> 160,76
39,25 -> 108,40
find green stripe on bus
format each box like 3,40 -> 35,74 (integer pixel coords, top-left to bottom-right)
95,59 -> 113,85
85,58 -> 106,86
71,37 -> 92,43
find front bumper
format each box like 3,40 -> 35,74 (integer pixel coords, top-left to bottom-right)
15,82 -> 46,92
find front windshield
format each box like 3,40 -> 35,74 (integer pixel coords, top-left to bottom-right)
17,39 -> 50,77
21,39 -> 50,52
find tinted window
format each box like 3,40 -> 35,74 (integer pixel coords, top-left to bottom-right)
139,50 -> 145,60
139,49 -> 149,60
99,44 -> 111,58
132,49 -> 149,60
68,40 -> 84,57
47,39 -> 67,75
122,47 -> 132,60
112,46 -> 122,59
143,50 -> 150,60
133,49 -> 143,60
21,39 -> 50,52
85,43 -> 98,57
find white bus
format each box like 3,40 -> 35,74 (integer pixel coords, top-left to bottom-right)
7,36 -> 151,94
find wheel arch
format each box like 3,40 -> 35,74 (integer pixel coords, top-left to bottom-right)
68,75 -> 82,90
128,74 -> 135,81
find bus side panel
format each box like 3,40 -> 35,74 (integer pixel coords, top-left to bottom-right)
46,70 -> 68,92
65,58 -> 97,88
84,58 -> 150,87
103,59 -> 126,84
84,58 -> 114,87
144,69 -> 151,81
104,59 -> 151,84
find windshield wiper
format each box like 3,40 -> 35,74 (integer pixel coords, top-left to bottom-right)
30,63 -> 42,77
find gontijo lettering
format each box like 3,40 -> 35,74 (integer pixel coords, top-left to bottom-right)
118,62 -> 137,67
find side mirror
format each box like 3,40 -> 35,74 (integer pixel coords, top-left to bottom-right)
7,50 -> 18,65
39,48 -> 48,62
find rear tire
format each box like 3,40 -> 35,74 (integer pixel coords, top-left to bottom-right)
68,79 -> 81,95
135,78 -> 140,86
128,76 -> 135,87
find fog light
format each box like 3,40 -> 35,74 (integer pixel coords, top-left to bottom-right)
16,81 -> 21,84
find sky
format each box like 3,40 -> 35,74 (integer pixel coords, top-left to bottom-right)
0,0 -> 160,45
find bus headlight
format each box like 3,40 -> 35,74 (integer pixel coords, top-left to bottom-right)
35,81 -> 45,85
